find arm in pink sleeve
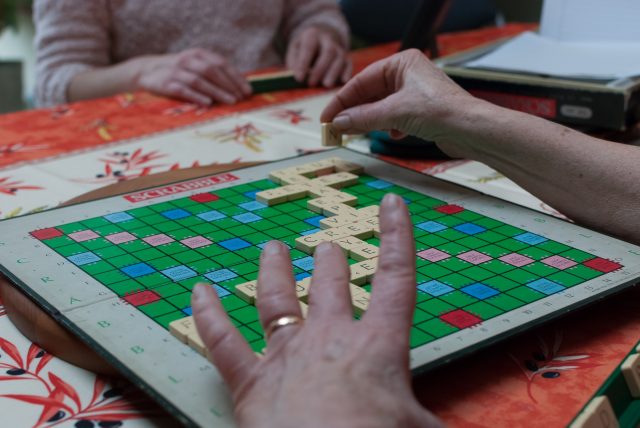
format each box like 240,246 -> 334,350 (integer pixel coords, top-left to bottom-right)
34,0 -> 111,106
282,0 -> 350,49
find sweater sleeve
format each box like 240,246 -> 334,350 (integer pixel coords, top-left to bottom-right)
282,0 -> 350,49
34,0 -> 111,106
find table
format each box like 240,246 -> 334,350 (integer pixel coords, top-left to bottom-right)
1,24 -> 638,427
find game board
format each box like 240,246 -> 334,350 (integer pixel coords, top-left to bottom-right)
1,149 -> 640,427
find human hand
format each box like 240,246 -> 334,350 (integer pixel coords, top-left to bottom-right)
192,194 -> 442,428
320,49 -> 478,143
134,48 -> 252,106
286,26 -> 352,88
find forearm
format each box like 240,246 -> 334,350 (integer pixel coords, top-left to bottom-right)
439,100 -> 640,243
67,57 -> 150,102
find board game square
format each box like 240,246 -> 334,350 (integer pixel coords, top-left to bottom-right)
161,208 -> 191,220
514,232 -> 548,245
161,266 -> 197,282
583,258 -> 622,273
205,269 -> 238,283
435,204 -> 464,215
190,193 -> 219,203
105,232 -> 137,244
239,201 -> 267,211
233,213 -> 262,224
416,221 -> 447,233
103,212 -> 134,223
417,280 -> 454,297
417,248 -> 450,262
67,252 -> 101,266
181,236 -> 213,249
124,290 -> 161,307
301,228 -> 321,236
458,251 -> 492,265
460,283 -> 499,300
440,309 -> 481,329
541,255 -> 577,270
143,234 -> 175,247
244,190 -> 260,199
292,256 -> 315,271
197,210 -> 226,222
68,230 -> 100,242
214,285 -> 231,298
454,223 -> 486,235
499,253 -> 534,267
182,307 -> 193,315
121,263 -> 155,278
219,238 -> 251,251
295,272 -> 312,281
304,215 -> 325,228
527,278 -> 565,295
30,228 -> 64,240
366,179 -> 393,189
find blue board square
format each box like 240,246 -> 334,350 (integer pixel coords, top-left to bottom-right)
293,256 -> 315,271
244,190 -> 260,199
197,210 -> 226,222
417,221 -> 447,233
301,228 -> 321,236
454,223 -> 487,235
68,252 -> 101,266
103,212 -> 134,223
205,269 -> 238,283
417,280 -> 454,297
295,272 -> 312,281
239,201 -> 267,211
161,265 -> 197,282
121,263 -> 155,278
182,307 -> 193,316
528,279 -> 564,295
233,212 -> 262,224
161,208 -> 191,220
218,238 -> 251,251
305,215 -> 325,227
461,283 -> 499,300
215,285 -> 231,298
514,232 -> 548,245
366,179 -> 393,190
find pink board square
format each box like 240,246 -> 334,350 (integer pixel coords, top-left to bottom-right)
499,253 -> 534,267
181,236 -> 213,249
68,230 -> 100,242
417,248 -> 450,262
105,232 -> 137,244
143,234 -> 175,247
458,250 -> 492,265
541,255 -> 577,270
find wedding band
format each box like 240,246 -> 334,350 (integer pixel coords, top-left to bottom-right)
264,315 -> 303,339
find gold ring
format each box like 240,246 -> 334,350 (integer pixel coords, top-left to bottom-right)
264,315 -> 303,339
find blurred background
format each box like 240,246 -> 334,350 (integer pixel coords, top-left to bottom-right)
0,0 -> 543,113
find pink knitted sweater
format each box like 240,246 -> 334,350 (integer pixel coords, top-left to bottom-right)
34,0 -> 349,106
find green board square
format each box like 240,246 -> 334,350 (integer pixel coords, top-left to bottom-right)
80,261 -> 115,275
167,292 -> 192,310
230,305 -> 260,324
508,286 -> 545,303
158,242 -> 189,255
417,264 -> 451,279
149,201 -> 178,213
494,224 -> 526,237
408,204 -> 430,215
171,197 -> 198,208
81,238 -> 112,251
43,236 -> 75,249
459,266 -> 494,282
81,217 -> 111,229
140,214 -> 169,226
249,339 -> 266,353
133,248 -> 165,261
270,214 -> 297,225
454,210 -> 484,222
184,204 -> 215,215
502,269 -> 540,285
108,279 -> 145,296
547,271 -> 584,287
436,258 -> 473,273
435,229 -> 467,242
127,207 -> 155,218
497,238 -> 529,252
180,276 -> 212,291
57,222 -> 87,234
560,249 -> 595,263
483,276 -> 520,292
537,240 -> 572,254
175,216 -> 205,228
117,219 -> 147,231
221,295 -> 247,313
154,220 -> 183,233
289,249 -> 308,260
465,301 -> 503,320
93,245 -> 126,259
520,247 -> 552,261
95,270 -> 130,285
138,272 -> 170,288
154,283 -> 188,298
253,179 -> 279,190
219,277 -> 251,290
438,273 -> 475,288
130,226 -> 160,239
167,228 -> 197,241
264,227 -> 295,239
417,234 -> 449,248
216,252 -> 245,267
139,300 -> 175,318
286,222 -> 317,234
565,265 -> 602,280
205,230 -> 235,242
419,299 -> 455,316
481,260 -> 515,275
235,247 -> 263,261
441,290 -> 478,307
476,244 -> 511,258
196,244 -> 226,258
456,236 -> 488,250
412,308 -> 434,324
435,215 -> 466,227
211,218 -> 243,229
218,206 -> 246,217
228,195 -> 252,205
243,232 -> 271,245
229,262 -> 259,276
416,210 -> 446,221
119,240 -> 151,253
110,254 -> 141,269
417,318 -> 459,338
172,250 -> 206,265
147,256 -> 181,271
93,224 -> 124,236
486,294 -> 523,311
190,223 -> 219,235
410,328 -> 435,347
523,262 -> 558,277
417,196 -> 446,209
238,326 -> 261,342
227,225 -> 255,237
57,243 -> 87,257
439,242 -> 470,256
154,311 -> 185,329
474,230 -> 506,244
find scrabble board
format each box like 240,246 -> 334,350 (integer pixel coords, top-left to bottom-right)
1,149 -> 640,427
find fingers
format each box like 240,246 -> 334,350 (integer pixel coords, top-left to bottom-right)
363,194 -> 416,338
256,241 -> 303,341
321,55 -> 349,88
308,38 -> 337,87
163,79 -> 212,106
307,242 -> 353,321
290,31 -> 318,83
192,283 -> 257,393
192,50 -> 252,98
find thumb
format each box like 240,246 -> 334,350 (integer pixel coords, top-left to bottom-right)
331,95 -> 406,135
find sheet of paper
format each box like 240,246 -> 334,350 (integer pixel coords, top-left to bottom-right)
540,0 -> 640,42
465,32 -> 640,80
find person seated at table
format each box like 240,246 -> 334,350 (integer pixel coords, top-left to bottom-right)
190,50 -> 640,427
33,0 -> 350,107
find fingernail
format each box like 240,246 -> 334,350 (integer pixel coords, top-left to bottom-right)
264,241 -> 283,256
315,242 -> 332,256
382,193 -> 403,209
333,114 -> 352,130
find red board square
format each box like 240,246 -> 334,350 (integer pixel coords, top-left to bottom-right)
123,290 -> 161,307
583,258 -> 623,273
435,204 -> 465,215
30,228 -> 64,240
440,309 -> 482,329
190,193 -> 219,203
